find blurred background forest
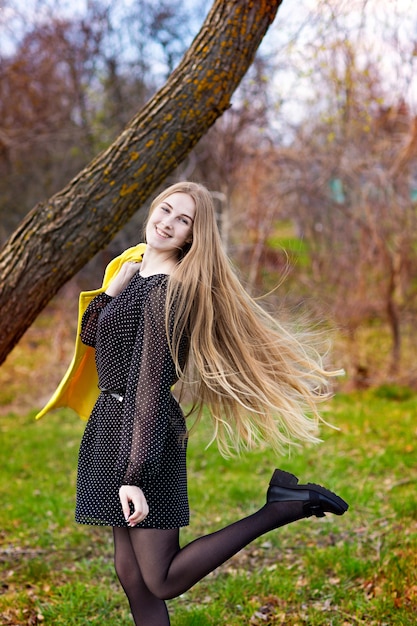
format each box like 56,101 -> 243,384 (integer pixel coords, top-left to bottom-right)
1,0 -> 417,411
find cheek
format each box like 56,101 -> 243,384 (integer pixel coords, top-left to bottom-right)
145,219 -> 154,240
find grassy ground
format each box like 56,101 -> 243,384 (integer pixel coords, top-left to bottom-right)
1,386 -> 416,625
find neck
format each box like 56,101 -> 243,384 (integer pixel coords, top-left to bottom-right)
140,247 -> 178,277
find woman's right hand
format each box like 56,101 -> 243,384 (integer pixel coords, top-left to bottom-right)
105,262 -> 141,297
119,485 -> 149,526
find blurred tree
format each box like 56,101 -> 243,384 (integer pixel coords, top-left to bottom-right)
270,35 -> 417,381
0,5 -> 150,241
0,17 -> 101,238
0,0 -> 282,364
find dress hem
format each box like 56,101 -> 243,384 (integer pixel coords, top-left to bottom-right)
75,518 -> 190,529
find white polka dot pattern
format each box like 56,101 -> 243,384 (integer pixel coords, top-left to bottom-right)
75,273 -> 190,529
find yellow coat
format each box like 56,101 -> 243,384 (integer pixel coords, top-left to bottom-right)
36,243 -> 147,421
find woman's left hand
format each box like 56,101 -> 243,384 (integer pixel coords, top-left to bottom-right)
119,485 -> 149,526
105,262 -> 141,297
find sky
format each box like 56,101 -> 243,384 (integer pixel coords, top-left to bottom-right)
1,0 -> 416,119
264,0 -> 417,127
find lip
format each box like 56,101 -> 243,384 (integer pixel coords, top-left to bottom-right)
155,226 -> 171,239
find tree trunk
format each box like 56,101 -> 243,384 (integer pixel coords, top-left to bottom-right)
0,0 -> 282,365
386,266 -> 401,377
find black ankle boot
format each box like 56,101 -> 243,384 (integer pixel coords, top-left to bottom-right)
266,469 -> 349,518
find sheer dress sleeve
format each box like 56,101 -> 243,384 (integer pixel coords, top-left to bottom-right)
118,280 -> 185,486
80,293 -> 113,347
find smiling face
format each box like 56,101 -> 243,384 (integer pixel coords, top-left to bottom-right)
145,192 -> 195,255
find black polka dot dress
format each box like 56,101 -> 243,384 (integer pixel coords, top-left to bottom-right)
75,272 -> 190,529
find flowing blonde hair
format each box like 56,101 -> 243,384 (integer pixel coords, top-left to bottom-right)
147,181 -> 341,457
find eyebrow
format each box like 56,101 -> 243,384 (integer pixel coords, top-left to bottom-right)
163,201 -> 194,222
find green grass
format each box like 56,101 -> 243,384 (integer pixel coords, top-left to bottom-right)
1,389 -> 417,625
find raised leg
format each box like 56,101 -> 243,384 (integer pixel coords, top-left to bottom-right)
128,499 -> 304,600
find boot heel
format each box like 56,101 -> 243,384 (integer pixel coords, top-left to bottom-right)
269,469 -> 299,487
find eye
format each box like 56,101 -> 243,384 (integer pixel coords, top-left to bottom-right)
179,216 -> 190,225
161,205 -> 170,213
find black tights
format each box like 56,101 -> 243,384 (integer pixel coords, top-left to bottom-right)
113,499 -> 304,626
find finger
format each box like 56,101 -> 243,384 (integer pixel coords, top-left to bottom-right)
119,492 -> 132,521
127,261 -> 141,271
128,503 -> 147,524
128,501 -> 149,526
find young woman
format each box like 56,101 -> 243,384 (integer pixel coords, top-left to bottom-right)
74,181 -> 348,625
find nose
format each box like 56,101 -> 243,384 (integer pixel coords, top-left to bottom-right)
161,215 -> 173,228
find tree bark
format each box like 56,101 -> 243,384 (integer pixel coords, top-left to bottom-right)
0,0 -> 282,365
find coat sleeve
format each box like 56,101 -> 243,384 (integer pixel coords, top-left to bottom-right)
117,280 -> 180,486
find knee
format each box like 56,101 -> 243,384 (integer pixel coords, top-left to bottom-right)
139,575 -> 175,601
114,551 -> 171,599
146,585 -> 175,601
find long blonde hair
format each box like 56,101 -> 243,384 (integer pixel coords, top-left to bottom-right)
147,181 -> 340,457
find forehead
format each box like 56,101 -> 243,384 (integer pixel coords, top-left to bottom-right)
160,192 -> 196,218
